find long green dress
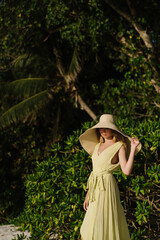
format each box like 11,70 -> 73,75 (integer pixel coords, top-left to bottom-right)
80,141 -> 130,240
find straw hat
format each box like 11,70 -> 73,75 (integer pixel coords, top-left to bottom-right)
79,114 -> 141,157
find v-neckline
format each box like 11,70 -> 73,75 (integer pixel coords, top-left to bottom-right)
97,141 -> 120,157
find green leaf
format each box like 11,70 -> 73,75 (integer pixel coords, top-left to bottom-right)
0,90 -> 49,127
5,78 -> 48,98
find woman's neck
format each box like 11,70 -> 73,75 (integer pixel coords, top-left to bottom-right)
103,138 -> 114,143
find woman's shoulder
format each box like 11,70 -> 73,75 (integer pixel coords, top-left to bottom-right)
117,140 -> 124,146
118,141 -> 126,153
118,140 -> 126,146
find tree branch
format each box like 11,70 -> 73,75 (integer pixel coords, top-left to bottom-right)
104,0 -> 131,22
126,0 -> 153,49
115,36 -> 143,58
104,0 -> 160,96
150,79 -> 160,94
153,101 -> 160,109
109,42 -> 139,58
104,0 -> 154,50
77,94 -> 97,120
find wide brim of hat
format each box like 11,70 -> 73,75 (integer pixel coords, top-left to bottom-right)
79,127 -> 142,156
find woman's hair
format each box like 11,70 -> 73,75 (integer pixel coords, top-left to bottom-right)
96,128 -> 127,149
111,129 -> 127,148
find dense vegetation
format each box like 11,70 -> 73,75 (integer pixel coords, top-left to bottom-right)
0,0 -> 160,239
17,118 -> 160,240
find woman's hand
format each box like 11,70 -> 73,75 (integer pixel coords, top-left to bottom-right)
131,137 -> 140,149
83,197 -> 89,211
119,137 -> 140,176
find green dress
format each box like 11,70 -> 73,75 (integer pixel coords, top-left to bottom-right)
80,141 -> 130,240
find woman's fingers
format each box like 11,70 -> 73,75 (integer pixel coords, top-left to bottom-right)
131,137 -> 140,147
83,201 -> 88,211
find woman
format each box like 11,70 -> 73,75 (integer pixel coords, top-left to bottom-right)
79,114 -> 141,240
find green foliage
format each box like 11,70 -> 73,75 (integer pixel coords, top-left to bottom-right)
92,56 -> 158,118
0,0 -> 160,129
5,78 -> 48,98
18,123 -> 92,239
131,176 -> 152,196
0,90 -> 49,127
12,233 -> 30,240
147,164 -> 160,183
135,201 -> 151,225
0,1 -> 160,240
0,0 -> 110,58
130,229 -> 147,240
16,118 -> 160,240
0,99 -> 86,224
0,123 -> 51,223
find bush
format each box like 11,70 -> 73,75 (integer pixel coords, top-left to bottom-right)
0,123 -> 50,223
18,122 -> 93,240
18,118 -> 160,239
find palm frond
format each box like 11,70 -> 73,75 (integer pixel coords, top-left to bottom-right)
0,90 -> 49,127
66,49 -> 81,82
12,54 -> 32,69
12,53 -> 57,76
5,78 -> 48,98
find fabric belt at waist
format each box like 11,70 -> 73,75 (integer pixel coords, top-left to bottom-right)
86,170 -> 112,202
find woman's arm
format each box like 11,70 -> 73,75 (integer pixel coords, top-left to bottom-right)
118,137 -> 140,176
83,190 -> 89,211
